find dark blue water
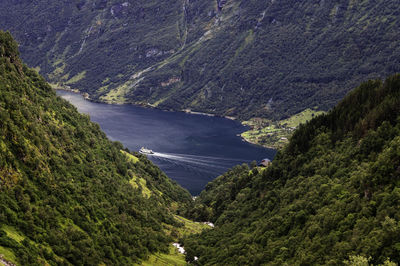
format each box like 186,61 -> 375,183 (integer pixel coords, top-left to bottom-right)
57,91 -> 276,195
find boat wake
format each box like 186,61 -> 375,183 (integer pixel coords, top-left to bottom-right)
148,152 -> 250,175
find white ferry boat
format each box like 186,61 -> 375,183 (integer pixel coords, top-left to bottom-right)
139,147 -> 154,154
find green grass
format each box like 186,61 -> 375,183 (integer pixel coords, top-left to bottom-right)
66,71 -> 86,85
249,166 -> 269,175
280,108 -> 325,128
0,246 -> 17,265
241,109 -> 325,149
140,245 -> 186,266
48,63 -> 66,81
2,225 -> 24,243
173,215 -> 211,238
140,215 -> 211,265
152,97 -> 168,107
51,58 -> 64,67
102,77 -> 110,84
234,30 -> 254,58
33,66 -> 41,73
122,149 -> 153,198
0,226 -> 22,265
121,150 -> 139,163
122,149 -> 163,198
100,81 -> 131,104
241,118 -> 289,149
129,174 -> 152,198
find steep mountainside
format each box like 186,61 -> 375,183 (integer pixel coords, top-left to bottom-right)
184,75 -> 400,264
1,0 -> 400,119
0,31 -> 192,265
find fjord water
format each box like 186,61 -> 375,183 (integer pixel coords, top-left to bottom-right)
57,91 -> 276,194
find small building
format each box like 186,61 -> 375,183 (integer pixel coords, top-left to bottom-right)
259,158 -> 271,167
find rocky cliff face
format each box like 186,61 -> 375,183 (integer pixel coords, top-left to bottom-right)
1,0 -> 400,119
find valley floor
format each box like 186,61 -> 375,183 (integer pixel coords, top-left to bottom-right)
140,215 -> 211,266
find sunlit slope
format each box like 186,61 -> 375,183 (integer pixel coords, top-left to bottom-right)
0,31 -> 192,265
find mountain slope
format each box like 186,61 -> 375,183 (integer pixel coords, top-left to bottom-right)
1,0 -> 400,119
0,0 -> 186,101
0,31 -> 192,265
184,75 -> 400,265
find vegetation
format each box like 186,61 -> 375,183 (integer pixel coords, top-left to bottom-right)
241,109 -> 326,149
141,215 -> 210,266
2,6 -> 400,263
1,1 -> 400,119
184,75 -> 400,265
167,215 -> 211,240
280,109 -> 326,128
141,245 -> 186,266
0,31 -> 193,265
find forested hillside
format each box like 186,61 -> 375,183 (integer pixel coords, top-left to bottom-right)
184,75 -> 400,265
1,0 -> 400,119
0,31 -> 192,265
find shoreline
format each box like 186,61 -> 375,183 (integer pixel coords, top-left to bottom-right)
54,87 -> 238,121
52,84 -> 91,100
54,87 -> 274,149
182,109 -> 216,117
239,134 -> 277,150
182,109 -> 236,120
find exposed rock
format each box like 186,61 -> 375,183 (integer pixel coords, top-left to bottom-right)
146,48 -> 160,58
0,255 -> 16,266
161,77 -> 181,87
145,48 -> 174,58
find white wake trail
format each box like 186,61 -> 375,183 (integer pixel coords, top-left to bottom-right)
150,152 -> 238,171
166,152 -> 249,162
